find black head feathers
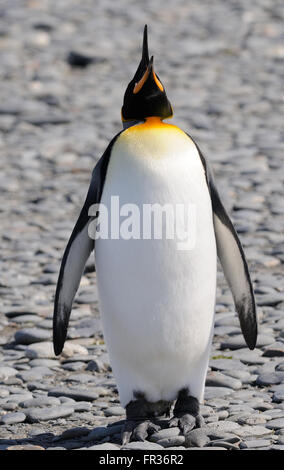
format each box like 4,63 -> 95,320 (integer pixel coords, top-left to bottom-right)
121,25 -> 173,122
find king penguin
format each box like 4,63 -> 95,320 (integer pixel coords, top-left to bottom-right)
53,25 -> 257,443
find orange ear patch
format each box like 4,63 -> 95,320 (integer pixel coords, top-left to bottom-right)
133,68 -> 150,94
153,71 -> 164,92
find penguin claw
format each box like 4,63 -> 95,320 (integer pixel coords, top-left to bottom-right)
169,413 -> 204,436
121,420 -> 161,445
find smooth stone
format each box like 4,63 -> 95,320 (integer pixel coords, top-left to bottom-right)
273,392 -> 284,403
208,440 -> 240,450
104,406 -> 125,417
240,439 -> 271,449
229,349 -> 268,365
257,293 -> 284,306
26,382 -> 52,392
48,387 -> 99,402
61,361 -> 86,371
9,315 -> 40,324
61,354 -> 98,364
263,344 -> 284,357
262,409 -> 284,419
270,384 -> 284,393
87,443 -> 120,450
66,373 -> 97,383
206,371 -> 242,389
68,318 -> 102,339
256,373 -> 282,386
29,359 -> 60,368
16,367 -> 53,382
19,397 -> 61,408
86,357 -> 110,373
7,444 -> 45,450
184,428 -> 210,448
14,328 -> 51,345
0,367 -> 18,380
1,403 -> 17,411
6,392 -> 33,403
265,418 -> 284,430
225,370 -> 252,382
220,334 -> 274,350
209,358 -> 246,371
25,405 -> 74,423
25,342 -> 55,359
25,341 -> 88,359
157,436 -> 185,447
237,414 -> 268,425
74,402 -> 92,412
53,427 -> 90,440
0,412 -> 26,425
207,421 -> 241,433
122,441 -> 164,450
0,388 -> 10,398
150,427 -> 180,442
83,424 -> 123,442
228,404 -> 255,415
233,425 -> 273,438
204,387 -> 232,400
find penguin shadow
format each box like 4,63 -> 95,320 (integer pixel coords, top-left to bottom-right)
0,416 -> 179,450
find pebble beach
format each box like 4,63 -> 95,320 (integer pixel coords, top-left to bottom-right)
0,0 -> 284,451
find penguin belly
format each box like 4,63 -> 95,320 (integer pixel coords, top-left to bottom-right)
94,122 -> 217,407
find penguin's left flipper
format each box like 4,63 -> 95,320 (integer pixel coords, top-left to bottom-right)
196,144 -> 258,350
53,133 -> 121,356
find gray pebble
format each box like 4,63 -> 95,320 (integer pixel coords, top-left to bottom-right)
209,358 -> 246,371
86,443 -> 120,450
14,328 -> 51,345
156,436 -> 185,447
206,371 -> 242,390
48,387 -> 99,402
122,441 -> 164,450
74,401 -> 92,412
53,426 -> 90,440
25,405 -> 74,423
0,412 -> 26,425
150,427 -> 180,442
83,424 -> 123,442
19,396 -> 61,408
220,334 -> 275,350
204,387 -> 233,400
184,428 -> 210,447
256,372 -> 282,386
266,418 -> 284,430
240,439 -> 271,449
104,406 -> 125,417
0,366 -> 18,380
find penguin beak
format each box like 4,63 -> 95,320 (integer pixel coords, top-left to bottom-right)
133,56 -> 164,94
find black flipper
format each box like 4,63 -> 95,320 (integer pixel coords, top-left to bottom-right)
193,139 -> 257,350
53,132 -> 122,355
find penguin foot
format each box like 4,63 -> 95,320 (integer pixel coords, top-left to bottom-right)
122,391 -> 172,444
121,419 -> 161,445
169,388 -> 204,435
169,412 -> 204,435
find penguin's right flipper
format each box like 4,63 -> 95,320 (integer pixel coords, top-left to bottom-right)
195,142 -> 257,350
53,133 -> 121,356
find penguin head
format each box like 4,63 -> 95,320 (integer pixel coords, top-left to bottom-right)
121,25 -> 173,123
